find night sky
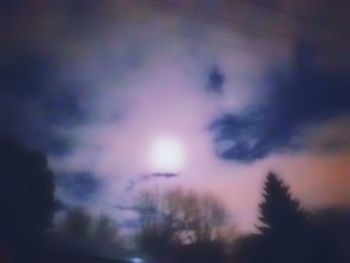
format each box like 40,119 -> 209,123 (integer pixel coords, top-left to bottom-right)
1,0 -> 350,233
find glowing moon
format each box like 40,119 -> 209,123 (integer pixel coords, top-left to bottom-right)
150,137 -> 185,173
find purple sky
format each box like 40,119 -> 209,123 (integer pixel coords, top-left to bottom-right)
1,0 -> 350,233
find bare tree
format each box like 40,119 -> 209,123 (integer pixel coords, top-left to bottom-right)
134,188 -> 231,250
57,207 -> 92,242
56,207 -> 121,254
194,193 -> 228,242
134,190 -> 181,259
93,214 -> 121,248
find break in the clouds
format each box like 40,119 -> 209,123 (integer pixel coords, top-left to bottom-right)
1,0 -> 350,232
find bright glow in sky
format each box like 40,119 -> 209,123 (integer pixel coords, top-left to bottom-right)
22,0 -> 350,233
150,137 -> 185,173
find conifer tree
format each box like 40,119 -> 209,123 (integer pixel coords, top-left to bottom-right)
258,173 -> 308,235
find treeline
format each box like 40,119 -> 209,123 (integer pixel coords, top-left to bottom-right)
55,188 -> 234,263
0,138 -> 350,263
57,174 -> 350,263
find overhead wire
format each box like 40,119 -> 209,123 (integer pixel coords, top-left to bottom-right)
142,0 -> 297,41
77,0 -> 293,57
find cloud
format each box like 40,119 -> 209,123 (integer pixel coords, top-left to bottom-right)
211,41 -> 350,162
0,36 -> 89,156
3,0 -> 350,232
126,172 -> 179,191
207,64 -> 225,94
56,172 -> 103,202
272,152 -> 350,209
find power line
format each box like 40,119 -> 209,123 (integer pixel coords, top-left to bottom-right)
243,0 -> 350,41
81,1 -> 289,57
145,0 -> 348,42
144,0 -> 296,41
242,0 -> 313,22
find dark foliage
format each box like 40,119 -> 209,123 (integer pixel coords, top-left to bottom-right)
136,229 -> 176,260
174,240 -> 227,263
247,173 -> 312,263
231,234 -> 264,263
134,188 -> 229,262
311,208 -> 350,263
233,173 -> 350,263
0,137 -> 55,262
258,173 -> 309,235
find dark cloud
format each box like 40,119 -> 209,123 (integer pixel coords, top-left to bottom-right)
56,172 -> 102,201
0,48 -> 86,155
0,50 -> 53,97
126,172 -> 179,191
44,91 -> 86,126
120,218 -> 139,229
0,0 -> 108,156
207,64 -> 225,94
211,41 -> 350,162
115,204 -> 136,211
0,0 -> 139,158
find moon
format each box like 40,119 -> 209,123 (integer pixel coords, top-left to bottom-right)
150,137 -> 185,173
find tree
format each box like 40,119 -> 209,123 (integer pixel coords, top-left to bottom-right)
57,207 -> 92,242
233,173 -> 350,263
311,208 -> 350,263
93,214 -> 120,248
56,207 -> 122,255
258,173 -> 309,236
246,173 -> 313,263
0,137 -> 55,261
134,190 -> 181,259
134,188 -> 231,261
195,193 -> 228,242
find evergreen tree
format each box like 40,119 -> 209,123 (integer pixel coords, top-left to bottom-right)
258,173 -> 308,235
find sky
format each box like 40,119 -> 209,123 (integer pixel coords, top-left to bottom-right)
1,0 -> 350,233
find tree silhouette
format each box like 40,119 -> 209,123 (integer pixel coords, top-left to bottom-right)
246,173 -> 313,263
233,173 -> 350,263
311,208 -> 350,263
258,173 -> 308,236
135,188 -> 231,262
57,207 -> 92,242
56,207 -> 122,257
0,137 -> 54,262
231,233 -> 265,263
